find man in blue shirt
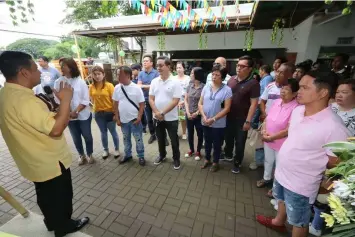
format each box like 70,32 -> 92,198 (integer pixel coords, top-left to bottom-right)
138,55 -> 160,144
37,56 -> 61,89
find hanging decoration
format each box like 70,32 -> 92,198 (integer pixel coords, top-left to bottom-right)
243,28 -> 249,51
129,0 -> 230,31
246,27 -> 254,51
270,18 -> 285,46
324,0 -> 352,15
278,19 -> 285,47
342,0 -> 352,15
158,32 -> 166,50
198,28 -> 204,49
204,28 -> 208,49
198,27 -> 208,49
270,18 -> 281,44
234,0 -> 241,29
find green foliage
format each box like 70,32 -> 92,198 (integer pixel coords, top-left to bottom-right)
6,0 -> 35,26
6,38 -> 57,58
61,0 -> 143,62
43,37 -> 104,60
61,0 -> 139,27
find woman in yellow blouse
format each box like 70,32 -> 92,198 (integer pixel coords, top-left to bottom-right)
89,66 -> 120,159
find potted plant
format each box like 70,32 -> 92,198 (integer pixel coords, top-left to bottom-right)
320,139 -> 355,236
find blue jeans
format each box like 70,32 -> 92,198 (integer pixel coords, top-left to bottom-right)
68,114 -> 93,156
273,179 -> 311,228
203,126 -> 225,163
94,112 -> 119,151
121,120 -> 144,159
311,205 -> 326,231
251,106 -> 261,130
186,115 -> 203,153
255,148 -> 265,165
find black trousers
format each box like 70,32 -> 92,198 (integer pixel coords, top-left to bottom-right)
34,162 -> 74,233
224,118 -> 248,165
155,120 -> 180,160
186,115 -> 203,153
144,100 -> 156,135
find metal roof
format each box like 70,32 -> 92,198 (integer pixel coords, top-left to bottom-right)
73,1 -> 326,38
73,3 -> 254,38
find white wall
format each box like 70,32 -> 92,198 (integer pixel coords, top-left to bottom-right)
146,14 -> 355,63
304,13 -> 355,62
146,17 -> 313,58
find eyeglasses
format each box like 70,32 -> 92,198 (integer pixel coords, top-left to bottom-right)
237,64 -> 249,69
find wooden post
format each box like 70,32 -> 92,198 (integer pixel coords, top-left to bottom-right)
0,186 -> 29,218
73,34 -> 85,80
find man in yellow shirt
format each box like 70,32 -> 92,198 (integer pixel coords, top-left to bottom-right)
0,51 -> 89,237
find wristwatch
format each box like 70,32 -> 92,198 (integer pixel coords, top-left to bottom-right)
75,110 -> 80,114
160,112 -> 165,116
213,117 -> 216,122
245,121 -> 250,124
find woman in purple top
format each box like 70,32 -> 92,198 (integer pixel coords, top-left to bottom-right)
198,65 -> 232,172
257,78 -> 299,188
185,67 -> 205,161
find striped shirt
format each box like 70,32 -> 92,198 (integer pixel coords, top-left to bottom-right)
260,82 -> 281,114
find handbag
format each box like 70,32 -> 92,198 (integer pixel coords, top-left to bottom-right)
121,85 -> 139,111
249,122 -> 264,149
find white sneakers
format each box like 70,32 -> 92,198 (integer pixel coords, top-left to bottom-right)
102,150 -> 120,159
270,199 -> 278,210
78,155 -> 95,165
249,162 -> 264,170
102,151 -> 109,159
182,134 -> 187,140
309,223 -> 322,236
79,150 -> 120,165
78,155 -> 86,165
113,150 -> 120,158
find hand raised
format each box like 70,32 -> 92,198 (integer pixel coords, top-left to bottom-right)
54,81 -> 73,102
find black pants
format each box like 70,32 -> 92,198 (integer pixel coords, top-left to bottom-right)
155,120 -> 180,160
203,126 -> 225,163
34,162 -> 74,233
144,100 -> 156,135
186,115 -> 203,153
224,118 -> 248,165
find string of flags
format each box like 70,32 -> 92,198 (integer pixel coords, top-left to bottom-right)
129,0 -> 230,31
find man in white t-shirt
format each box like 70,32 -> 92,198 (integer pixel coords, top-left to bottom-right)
149,56 -> 182,170
260,62 -> 295,120
113,66 -> 146,166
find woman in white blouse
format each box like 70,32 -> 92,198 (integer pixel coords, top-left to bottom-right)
175,62 -> 190,139
54,58 -> 94,165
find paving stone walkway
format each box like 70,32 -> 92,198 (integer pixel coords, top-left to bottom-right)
0,123 -> 287,237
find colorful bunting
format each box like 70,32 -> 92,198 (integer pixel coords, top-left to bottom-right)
129,0 -> 229,31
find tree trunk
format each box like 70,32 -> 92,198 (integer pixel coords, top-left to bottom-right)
134,37 -> 144,64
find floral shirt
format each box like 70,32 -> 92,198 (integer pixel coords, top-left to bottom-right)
331,103 -> 355,136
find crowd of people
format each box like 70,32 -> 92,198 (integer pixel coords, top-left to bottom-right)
0,49 -> 354,237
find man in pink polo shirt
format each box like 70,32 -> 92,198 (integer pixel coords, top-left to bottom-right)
257,72 -> 350,237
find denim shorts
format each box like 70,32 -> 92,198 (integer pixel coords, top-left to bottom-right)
273,179 -> 311,227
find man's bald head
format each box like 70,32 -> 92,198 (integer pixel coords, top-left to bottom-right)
214,57 -> 227,68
